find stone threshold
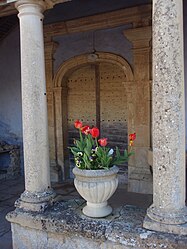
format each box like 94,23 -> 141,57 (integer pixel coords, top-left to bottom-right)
6,199 -> 187,249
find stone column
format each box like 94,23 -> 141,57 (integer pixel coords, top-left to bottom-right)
143,0 -> 187,234
15,0 -> 55,211
124,26 -> 152,194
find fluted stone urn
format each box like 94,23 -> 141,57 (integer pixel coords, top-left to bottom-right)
72,166 -> 119,218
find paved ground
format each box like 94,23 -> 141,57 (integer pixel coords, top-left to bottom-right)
0,178 -> 152,249
0,178 -> 24,249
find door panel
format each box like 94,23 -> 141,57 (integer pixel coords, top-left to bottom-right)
66,62 -> 128,176
100,63 -> 128,152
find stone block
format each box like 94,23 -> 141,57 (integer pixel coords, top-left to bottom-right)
128,178 -> 153,194
12,223 -> 48,249
7,202 -> 187,249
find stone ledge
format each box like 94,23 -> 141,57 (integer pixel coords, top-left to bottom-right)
6,200 -> 187,249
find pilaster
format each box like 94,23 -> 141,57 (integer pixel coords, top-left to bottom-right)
45,40 -> 60,182
54,86 -> 69,180
124,26 -> 152,194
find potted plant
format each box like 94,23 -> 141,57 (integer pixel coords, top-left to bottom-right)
69,120 -> 136,218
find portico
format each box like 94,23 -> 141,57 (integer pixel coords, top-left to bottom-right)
1,0 -> 187,247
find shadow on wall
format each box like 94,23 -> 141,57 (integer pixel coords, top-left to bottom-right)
0,120 -> 23,175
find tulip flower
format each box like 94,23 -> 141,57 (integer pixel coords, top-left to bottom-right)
90,127 -> 100,138
98,138 -> 108,147
81,125 -> 90,135
129,133 -> 136,141
70,119 -> 135,170
74,120 -> 83,129
129,133 -> 136,146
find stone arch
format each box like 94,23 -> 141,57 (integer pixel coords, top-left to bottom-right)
54,52 -> 134,87
53,52 -> 134,180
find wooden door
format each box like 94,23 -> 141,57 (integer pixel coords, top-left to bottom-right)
66,62 -> 128,177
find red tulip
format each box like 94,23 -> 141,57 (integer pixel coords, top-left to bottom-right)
81,125 -> 90,135
129,133 -> 136,141
74,120 -> 83,129
129,133 -> 136,146
90,127 -> 100,138
98,138 -> 108,147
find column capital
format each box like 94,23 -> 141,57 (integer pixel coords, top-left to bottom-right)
124,26 -> 152,49
124,26 -> 152,80
45,40 -> 59,60
15,0 -> 47,16
15,0 -> 69,11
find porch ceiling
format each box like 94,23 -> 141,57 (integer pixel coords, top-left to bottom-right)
0,14 -> 18,42
0,0 -> 151,42
44,0 -> 152,24
0,3 -> 17,18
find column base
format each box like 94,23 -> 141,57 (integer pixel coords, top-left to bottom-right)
15,189 -> 56,212
146,205 -> 187,225
143,215 -> 187,236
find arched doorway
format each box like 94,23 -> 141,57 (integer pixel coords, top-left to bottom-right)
53,52 -> 134,181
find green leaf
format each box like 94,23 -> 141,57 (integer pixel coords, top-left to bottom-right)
116,147 -> 120,158
124,149 -> 128,158
83,154 -> 91,169
76,140 -> 84,150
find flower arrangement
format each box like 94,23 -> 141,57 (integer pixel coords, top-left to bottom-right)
69,120 -> 136,170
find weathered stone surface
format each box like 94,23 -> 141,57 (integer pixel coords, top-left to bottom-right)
144,0 -> 187,233
7,200 -> 187,249
14,0 -> 55,211
124,26 -> 152,195
0,177 -> 24,249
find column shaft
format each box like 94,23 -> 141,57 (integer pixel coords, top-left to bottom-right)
15,0 -> 55,211
144,0 -> 187,233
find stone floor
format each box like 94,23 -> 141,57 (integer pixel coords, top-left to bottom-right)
0,177 -> 154,249
0,178 -> 24,249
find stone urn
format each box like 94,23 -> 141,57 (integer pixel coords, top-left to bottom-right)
72,166 -> 119,218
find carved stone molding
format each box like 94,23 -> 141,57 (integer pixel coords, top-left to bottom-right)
44,4 -> 152,38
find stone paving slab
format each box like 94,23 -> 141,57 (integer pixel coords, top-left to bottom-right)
0,177 -> 24,249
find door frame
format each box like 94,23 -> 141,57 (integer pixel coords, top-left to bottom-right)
53,52 -> 134,179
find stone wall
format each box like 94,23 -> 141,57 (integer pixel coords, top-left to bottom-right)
7,200 -> 187,249
0,26 -> 22,144
53,25 -> 132,73
0,26 -> 23,172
